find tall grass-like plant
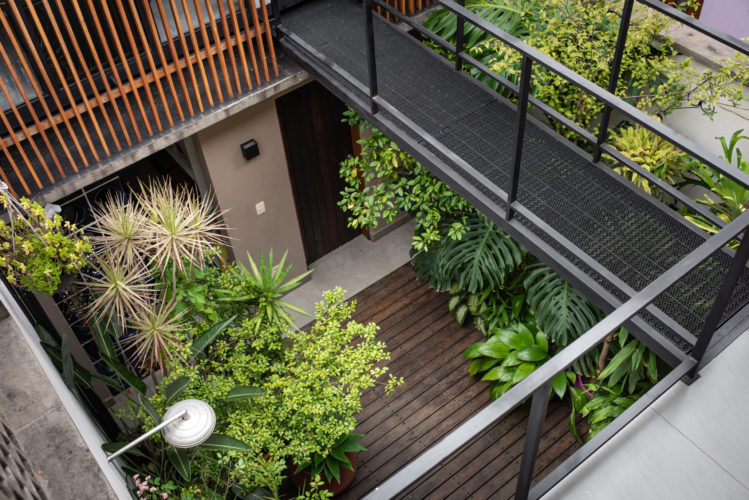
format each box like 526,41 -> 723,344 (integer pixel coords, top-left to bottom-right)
91,192 -> 149,264
137,179 -> 228,278
123,300 -> 188,374
84,254 -> 156,328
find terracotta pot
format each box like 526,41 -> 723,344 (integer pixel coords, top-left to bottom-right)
290,452 -> 358,496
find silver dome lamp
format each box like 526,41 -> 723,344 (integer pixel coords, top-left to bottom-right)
106,399 -> 216,462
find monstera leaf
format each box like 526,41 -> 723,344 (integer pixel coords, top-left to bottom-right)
524,263 -> 602,346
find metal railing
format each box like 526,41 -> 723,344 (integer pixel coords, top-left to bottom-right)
0,0 -> 279,199
277,0 -> 749,497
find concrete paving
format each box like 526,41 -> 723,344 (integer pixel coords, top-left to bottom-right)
284,219 -> 416,327
0,313 -> 117,499
544,331 -> 749,500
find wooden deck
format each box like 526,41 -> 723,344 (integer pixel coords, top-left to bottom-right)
335,265 -> 580,499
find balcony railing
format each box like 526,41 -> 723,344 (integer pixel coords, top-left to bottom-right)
0,0 -> 279,198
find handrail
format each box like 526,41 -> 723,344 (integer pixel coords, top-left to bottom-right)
364,207 -> 749,499
433,0 -> 749,190
373,0 -> 734,226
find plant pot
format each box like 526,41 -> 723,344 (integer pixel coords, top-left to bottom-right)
290,452 -> 358,496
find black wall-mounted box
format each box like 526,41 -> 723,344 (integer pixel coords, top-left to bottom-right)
241,139 -> 260,160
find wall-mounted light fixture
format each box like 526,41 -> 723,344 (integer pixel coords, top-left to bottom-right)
241,139 -> 260,160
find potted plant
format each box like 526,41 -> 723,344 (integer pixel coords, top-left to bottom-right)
290,432 -> 366,494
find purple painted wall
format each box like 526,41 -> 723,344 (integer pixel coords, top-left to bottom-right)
699,0 -> 749,39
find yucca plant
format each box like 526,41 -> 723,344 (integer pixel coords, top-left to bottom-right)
123,300 -> 188,375
91,192 -> 149,264
83,253 -> 156,328
137,179 -> 228,278
217,250 -> 312,333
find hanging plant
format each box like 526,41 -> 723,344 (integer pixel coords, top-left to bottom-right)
0,187 -> 91,295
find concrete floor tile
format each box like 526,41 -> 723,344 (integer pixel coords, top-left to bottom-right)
651,332 -> 749,489
285,220 -> 415,327
0,318 -> 61,431
544,408 -> 749,500
15,406 -> 117,499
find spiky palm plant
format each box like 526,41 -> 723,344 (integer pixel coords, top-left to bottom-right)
91,192 -> 149,264
123,300 -> 188,375
136,179 -> 227,278
83,253 -> 156,328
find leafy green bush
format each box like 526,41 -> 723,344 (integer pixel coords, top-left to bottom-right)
0,194 -> 91,294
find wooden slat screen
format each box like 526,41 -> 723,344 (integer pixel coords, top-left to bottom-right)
0,0 -> 279,198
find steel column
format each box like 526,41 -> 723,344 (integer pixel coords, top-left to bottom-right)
454,0 -> 465,70
515,381 -> 552,500
689,230 -> 749,377
270,0 -> 282,33
593,0 -> 635,163
506,55 -> 532,221
363,0 -> 379,114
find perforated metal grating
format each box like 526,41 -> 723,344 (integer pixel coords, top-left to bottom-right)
0,418 -> 48,500
281,0 -> 749,351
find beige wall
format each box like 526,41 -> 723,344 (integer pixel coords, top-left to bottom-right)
194,98 -> 307,276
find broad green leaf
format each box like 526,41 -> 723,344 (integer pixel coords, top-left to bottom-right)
599,341 -> 637,380
138,393 -> 161,424
477,342 -> 510,359
517,345 -> 548,362
646,350 -> 659,383
200,434 -> 251,452
61,333 -> 75,392
165,377 -> 192,405
552,372 -> 568,399
191,316 -> 237,355
40,343 -> 91,389
102,355 -> 146,395
225,386 -> 265,402
481,366 -> 503,381
512,362 -> 536,384
568,411 -> 583,444
167,446 -> 191,481
35,324 -> 59,348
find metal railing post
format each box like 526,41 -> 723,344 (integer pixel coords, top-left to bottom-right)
688,229 -> 749,378
363,0 -> 379,114
505,55 -> 532,221
593,0 -> 635,163
454,0 -> 465,70
270,0 -> 282,35
515,381 -> 552,500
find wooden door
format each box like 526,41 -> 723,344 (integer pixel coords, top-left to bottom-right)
276,81 -> 359,264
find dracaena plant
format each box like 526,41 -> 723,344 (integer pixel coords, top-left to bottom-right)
136,178 -> 228,278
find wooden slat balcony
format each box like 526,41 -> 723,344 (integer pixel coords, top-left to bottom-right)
0,0 -> 279,199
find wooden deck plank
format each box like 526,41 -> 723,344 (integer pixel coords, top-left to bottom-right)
317,266 -> 581,499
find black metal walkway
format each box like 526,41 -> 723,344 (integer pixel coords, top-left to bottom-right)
277,0 -> 749,363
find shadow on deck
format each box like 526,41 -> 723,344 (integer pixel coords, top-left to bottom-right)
336,266 -> 579,499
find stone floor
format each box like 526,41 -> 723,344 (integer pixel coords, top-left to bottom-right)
284,219 -> 416,327
545,330 -> 749,500
0,307 -> 117,499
